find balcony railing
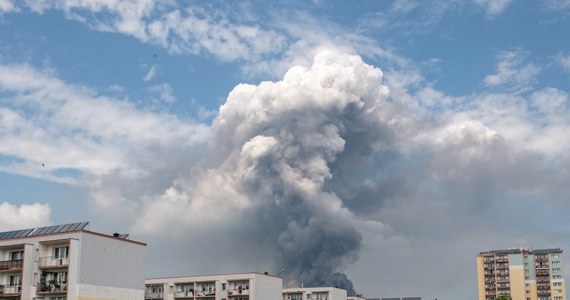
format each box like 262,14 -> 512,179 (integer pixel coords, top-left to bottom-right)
228,288 -> 250,296
193,289 -> 216,297
145,292 -> 164,299
37,282 -> 67,295
38,256 -> 69,268
0,285 -> 21,296
174,290 -> 194,298
0,259 -> 23,271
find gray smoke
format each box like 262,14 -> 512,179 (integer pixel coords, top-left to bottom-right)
206,50 -> 403,292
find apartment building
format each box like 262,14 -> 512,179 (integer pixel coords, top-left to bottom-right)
145,272 -> 282,300
477,248 -> 566,300
0,222 -> 146,300
282,287 -> 347,300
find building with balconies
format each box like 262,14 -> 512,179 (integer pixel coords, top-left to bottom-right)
282,287 -> 347,300
0,222 -> 146,300
477,248 -> 566,300
145,272 -> 282,300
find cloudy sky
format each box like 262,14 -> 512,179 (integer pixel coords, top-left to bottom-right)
1,0 -> 570,299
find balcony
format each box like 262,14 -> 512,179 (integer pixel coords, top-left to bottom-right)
537,290 -> 551,296
37,282 -> 67,295
496,257 -> 508,263
193,289 -> 216,297
228,288 -> 250,296
174,290 -> 194,298
536,277 -> 550,283
536,270 -> 549,276
0,260 -> 23,272
0,285 -> 21,297
145,292 -> 164,299
38,256 -> 69,269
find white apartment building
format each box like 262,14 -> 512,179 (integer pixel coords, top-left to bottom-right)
282,287 -> 348,300
0,222 -> 146,300
145,272 -> 282,300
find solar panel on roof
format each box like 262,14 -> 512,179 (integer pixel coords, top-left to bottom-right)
0,222 -> 89,240
32,226 -> 49,236
15,229 -> 33,238
44,225 -> 57,234
61,223 -> 73,232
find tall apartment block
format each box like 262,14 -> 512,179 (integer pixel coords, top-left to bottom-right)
145,272 -> 282,300
282,287 -> 347,300
477,248 -> 566,300
0,222 -> 146,300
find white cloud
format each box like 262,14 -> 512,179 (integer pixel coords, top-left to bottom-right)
148,83 -> 176,103
531,87 -> 568,113
0,202 -> 51,231
0,0 -> 15,13
473,0 -> 513,17
556,52 -> 570,72
543,0 -> 570,12
484,50 -> 539,89
143,64 -> 158,82
0,63 -> 209,182
17,1 -> 287,63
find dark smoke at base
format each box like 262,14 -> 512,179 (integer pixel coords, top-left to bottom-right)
273,216 -> 361,294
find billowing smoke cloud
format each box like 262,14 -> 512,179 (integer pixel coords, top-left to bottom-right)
213,50 -> 401,292
135,50 -> 406,292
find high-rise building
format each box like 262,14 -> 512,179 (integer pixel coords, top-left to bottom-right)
0,222 -> 146,300
477,248 -> 566,300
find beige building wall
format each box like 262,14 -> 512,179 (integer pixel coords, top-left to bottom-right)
509,266 -> 525,300
477,256 -> 486,300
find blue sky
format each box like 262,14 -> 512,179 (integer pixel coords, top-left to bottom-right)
1,1 -> 570,299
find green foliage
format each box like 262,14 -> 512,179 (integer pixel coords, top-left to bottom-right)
496,295 -> 511,300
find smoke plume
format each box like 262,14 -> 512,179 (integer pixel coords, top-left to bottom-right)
206,50 -> 399,292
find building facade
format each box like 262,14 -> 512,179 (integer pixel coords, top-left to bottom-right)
0,222 -> 146,300
145,272 -> 282,300
282,287 -> 347,300
477,248 -> 566,300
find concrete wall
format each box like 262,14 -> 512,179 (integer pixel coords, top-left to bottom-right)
253,273 -> 282,300
77,231 -> 146,290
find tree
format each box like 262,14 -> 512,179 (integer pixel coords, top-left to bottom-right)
496,295 -> 511,300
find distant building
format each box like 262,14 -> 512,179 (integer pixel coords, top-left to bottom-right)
0,222 -> 146,300
347,295 -> 367,300
282,287 -> 347,300
477,248 -> 566,300
145,272 -> 282,300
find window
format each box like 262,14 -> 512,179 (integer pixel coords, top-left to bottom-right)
9,275 -> 21,286
314,292 -> 329,300
553,282 -> 562,286
554,289 -> 563,293
222,283 -> 226,291
552,261 -> 561,265
553,275 -> 562,279
54,246 -> 69,259
10,251 -> 23,260
552,268 -> 561,273
552,254 -> 560,259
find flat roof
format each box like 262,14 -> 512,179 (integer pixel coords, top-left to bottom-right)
0,222 -> 145,246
